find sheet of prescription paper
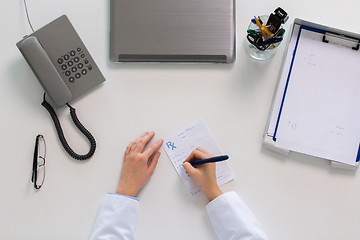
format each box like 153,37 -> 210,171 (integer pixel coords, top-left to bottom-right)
275,28 -> 360,165
163,119 -> 234,197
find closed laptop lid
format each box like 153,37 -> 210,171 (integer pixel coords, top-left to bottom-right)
110,0 -> 236,63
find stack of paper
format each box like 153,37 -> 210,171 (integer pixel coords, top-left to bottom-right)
274,27 -> 360,166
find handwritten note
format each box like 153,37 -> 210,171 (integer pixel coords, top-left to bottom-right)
163,119 -> 234,197
275,28 -> 360,165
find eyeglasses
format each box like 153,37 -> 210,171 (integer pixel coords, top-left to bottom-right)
32,135 -> 46,189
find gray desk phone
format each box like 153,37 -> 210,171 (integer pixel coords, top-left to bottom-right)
17,15 -> 105,160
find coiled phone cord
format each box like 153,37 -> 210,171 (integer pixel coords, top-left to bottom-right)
41,93 -> 96,160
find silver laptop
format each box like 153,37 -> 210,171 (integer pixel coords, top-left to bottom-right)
110,0 -> 236,63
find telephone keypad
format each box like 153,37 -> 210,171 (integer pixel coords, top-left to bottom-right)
57,47 -> 93,83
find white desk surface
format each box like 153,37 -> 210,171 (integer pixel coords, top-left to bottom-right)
1,1 -> 360,239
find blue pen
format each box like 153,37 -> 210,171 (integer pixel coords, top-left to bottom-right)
251,17 -> 264,24
190,155 -> 229,165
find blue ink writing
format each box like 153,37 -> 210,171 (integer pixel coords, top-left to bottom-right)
166,142 -> 177,150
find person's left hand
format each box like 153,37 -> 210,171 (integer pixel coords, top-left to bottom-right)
116,131 -> 163,197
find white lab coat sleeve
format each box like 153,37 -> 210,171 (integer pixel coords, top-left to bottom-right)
206,191 -> 268,240
89,193 -> 139,240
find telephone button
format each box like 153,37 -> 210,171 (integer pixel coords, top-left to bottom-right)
74,57 -> 80,63
77,47 -> 81,52
64,54 -> 70,60
61,64 -> 67,70
71,67 -> 77,72
84,60 -> 89,64
58,58 -> 64,64
81,69 -> 87,75
69,77 -> 75,83
81,54 -> 85,58
78,63 -> 84,69
75,73 -> 81,79
65,71 -> 71,76
68,61 -> 74,67
70,50 -> 76,56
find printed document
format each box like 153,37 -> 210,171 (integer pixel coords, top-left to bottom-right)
163,119 -> 234,197
275,28 -> 360,165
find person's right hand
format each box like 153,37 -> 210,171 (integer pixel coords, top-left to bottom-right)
183,147 -> 223,202
116,131 -> 163,197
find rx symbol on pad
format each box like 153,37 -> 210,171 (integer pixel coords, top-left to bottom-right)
166,142 -> 176,150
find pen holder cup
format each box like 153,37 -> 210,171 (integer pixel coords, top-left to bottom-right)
245,15 -> 283,60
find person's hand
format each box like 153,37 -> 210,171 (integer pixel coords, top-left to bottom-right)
183,147 -> 223,202
116,132 -> 164,197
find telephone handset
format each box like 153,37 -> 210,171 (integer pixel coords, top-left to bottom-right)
17,15 -> 105,160
18,36 -> 72,106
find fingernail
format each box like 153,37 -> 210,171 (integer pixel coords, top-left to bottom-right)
141,131 -> 148,136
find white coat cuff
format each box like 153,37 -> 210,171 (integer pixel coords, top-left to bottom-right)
107,192 -> 139,201
206,191 -> 268,240
89,193 -> 140,240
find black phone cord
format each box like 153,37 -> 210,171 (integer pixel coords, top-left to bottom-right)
41,94 -> 96,160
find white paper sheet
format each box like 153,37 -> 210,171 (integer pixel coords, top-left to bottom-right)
275,28 -> 360,165
267,24 -> 301,137
163,119 -> 234,197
